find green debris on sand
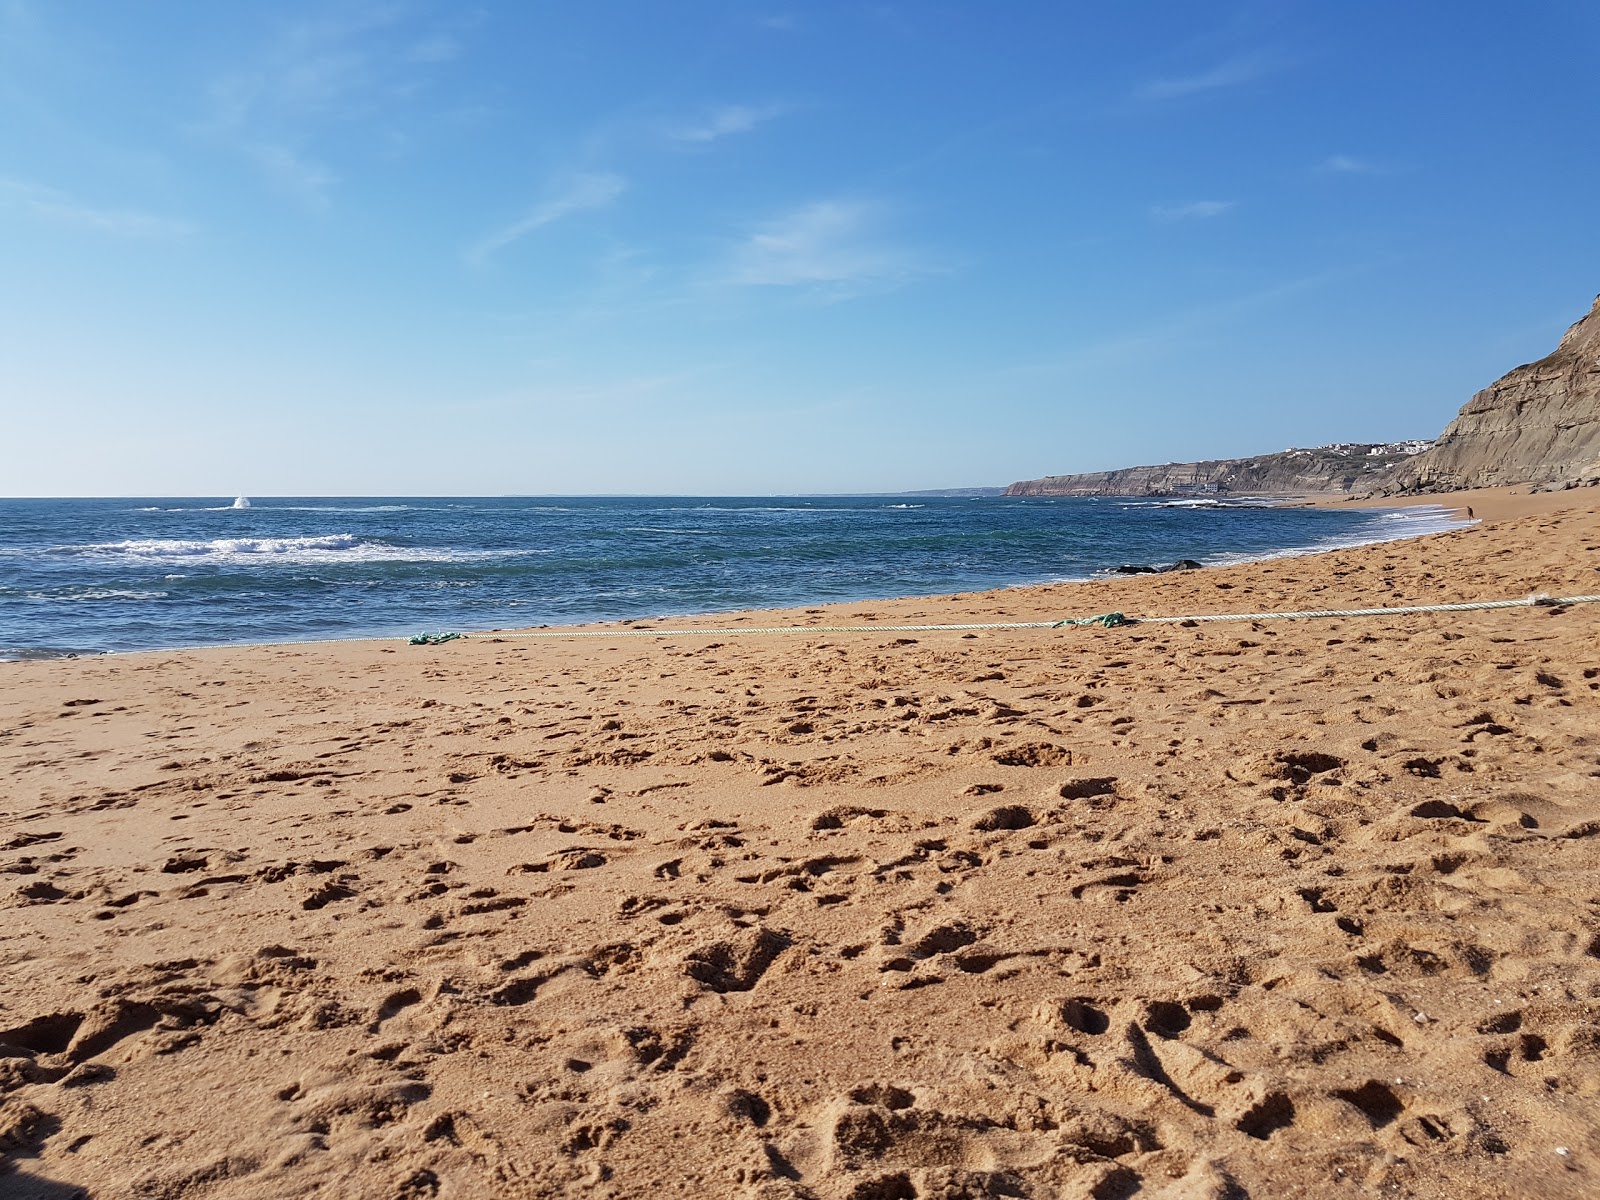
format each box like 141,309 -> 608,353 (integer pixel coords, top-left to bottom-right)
408,632 -> 464,646
1053,612 -> 1130,629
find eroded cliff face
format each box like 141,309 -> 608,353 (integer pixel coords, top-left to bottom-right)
1004,443 -> 1427,498
1006,294 -> 1600,499
1392,295 -> 1600,491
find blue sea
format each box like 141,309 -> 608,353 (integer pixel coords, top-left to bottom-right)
0,496 -> 1462,658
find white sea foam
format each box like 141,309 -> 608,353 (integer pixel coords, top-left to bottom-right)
26,588 -> 170,602
265,505 -> 415,513
127,503 -> 417,514
1148,498 -> 1281,509
1059,505 -> 1470,586
60,534 -> 534,566
1115,498 -> 1277,510
690,505 -> 881,514
1200,505 -> 1469,568
92,534 -> 362,556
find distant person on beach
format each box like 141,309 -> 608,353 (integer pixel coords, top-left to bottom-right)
1467,506 -> 1474,518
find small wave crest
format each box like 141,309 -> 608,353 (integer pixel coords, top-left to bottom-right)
25,588 -> 170,602
1203,505 -> 1468,568
87,534 -> 363,557
0,645 -> 104,661
58,534 -> 527,566
1148,498 -> 1281,509
264,504 -> 415,513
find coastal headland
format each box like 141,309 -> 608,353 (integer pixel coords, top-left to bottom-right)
1006,295 -> 1600,504
3,490 -> 1597,1199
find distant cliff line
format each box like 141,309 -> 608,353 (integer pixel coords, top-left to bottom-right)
1009,291 -> 1600,500
1388,294 -> 1600,493
1004,441 -> 1432,499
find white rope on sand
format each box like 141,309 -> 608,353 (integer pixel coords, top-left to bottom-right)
455,592 -> 1600,641
1135,593 -> 1600,624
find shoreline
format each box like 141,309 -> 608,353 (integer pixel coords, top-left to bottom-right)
0,495 -> 1489,665
1297,481 -> 1600,522
4,498 -> 1598,1197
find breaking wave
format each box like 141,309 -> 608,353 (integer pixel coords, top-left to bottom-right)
58,535 -> 529,566
1203,506 -> 1468,567
25,588 -> 170,603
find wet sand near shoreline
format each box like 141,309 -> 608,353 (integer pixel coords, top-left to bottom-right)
1302,483 -> 1600,524
2,494 -> 1598,1199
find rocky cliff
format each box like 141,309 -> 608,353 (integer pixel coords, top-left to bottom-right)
1389,295 -> 1600,492
1004,442 -> 1431,498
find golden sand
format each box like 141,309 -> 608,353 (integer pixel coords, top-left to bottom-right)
2,496 -> 1598,1199
1304,482 -> 1598,523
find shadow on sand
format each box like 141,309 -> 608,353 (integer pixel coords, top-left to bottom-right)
0,1166 -> 92,1199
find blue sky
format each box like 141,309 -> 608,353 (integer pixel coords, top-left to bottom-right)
2,1 -> 1596,496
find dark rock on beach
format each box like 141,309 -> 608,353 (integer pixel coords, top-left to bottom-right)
1110,559 -> 1204,575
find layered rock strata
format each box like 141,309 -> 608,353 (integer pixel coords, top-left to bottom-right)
1392,295 -> 1600,492
1004,443 -> 1429,498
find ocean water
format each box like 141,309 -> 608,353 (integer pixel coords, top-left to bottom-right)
0,496 -> 1464,658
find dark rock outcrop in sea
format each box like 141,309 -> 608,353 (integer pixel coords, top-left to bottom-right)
1388,294 -> 1600,492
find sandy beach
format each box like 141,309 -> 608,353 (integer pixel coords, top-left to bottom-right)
3,495 -> 1598,1200
1302,484 -> 1600,524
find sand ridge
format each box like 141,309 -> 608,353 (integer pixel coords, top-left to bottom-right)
2,505 -> 1599,1199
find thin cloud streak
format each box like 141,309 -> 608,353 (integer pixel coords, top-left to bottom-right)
197,7 -> 464,208
668,103 -> 786,144
1001,267 -> 1368,379
405,34 -> 460,64
1135,53 -> 1277,102
722,200 -> 929,295
1150,200 -> 1235,222
468,172 -> 627,265
1316,154 -> 1375,174
0,178 -> 193,237
247,143 -> 336,209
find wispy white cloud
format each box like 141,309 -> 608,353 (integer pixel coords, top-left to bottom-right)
1135,54 -> 1277,102
198,7 -> 466,208
999,267 -> 1365,379
0,178 -> 193,237
723,200 -> 930,296
247,143 -> 336,210
1315,154 -> 1375,174
405,34 -> 460,64
668,103 -> 786,145
468,172 -> 627,265
1150,200 -> 1235,222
